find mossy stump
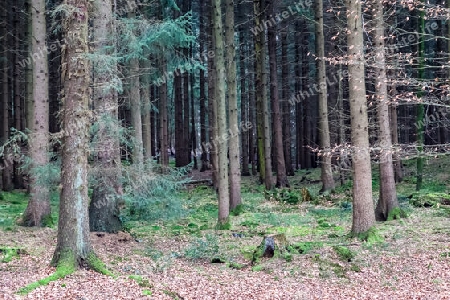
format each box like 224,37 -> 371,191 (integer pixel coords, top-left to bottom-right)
252,233 -> 289,264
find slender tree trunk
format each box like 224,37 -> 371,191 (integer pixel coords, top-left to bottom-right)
127,5 -> 143,166
373,0 -> 399,221
21,0 -> 51,226
267,0 -> 288,188
199,1 -> 209,172
159,56 -> 169,168
212,0 -> 230,225
338,65 -> 347,185
208,2 -> 219,189
416,3 -> 425,191
52,0 -> 96,267
315,0 -> 335,193
142,59 -> 152,161
225,0 -> 242,209
390,103 -> 402,182
346,0 -> 375,234
239,25 -> 250,176
1,3 -> 13,191
88,0 -> 122,233
183,68 -> 190,166
254,0 -> 265,183
281,29 -> 294,176
190,65 -> 198,170
174,70 -> 184,166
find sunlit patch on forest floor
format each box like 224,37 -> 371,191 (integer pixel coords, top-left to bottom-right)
1,157 -> 450,299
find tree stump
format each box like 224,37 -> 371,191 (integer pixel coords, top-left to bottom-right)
252,233 -> 288,263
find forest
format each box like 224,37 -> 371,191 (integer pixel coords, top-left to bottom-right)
1,0 -> 450,298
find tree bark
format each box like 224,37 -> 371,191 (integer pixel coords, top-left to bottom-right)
88,0 -> 122,233
267,0 -> 288,188
127,4 -> 143,166
225,0 -> 242,209
21,0 -> 52,226
346,0 -> 375,234
281,29 -> 294,176
1,2 -> 13,192
199,2 -> 209,172
52,0 -> 96,266
239,22 -> 250,176
372,0 -> 399,221
212,0 -> 230,225
315,0 -> 335,193
159,56 -> 169,168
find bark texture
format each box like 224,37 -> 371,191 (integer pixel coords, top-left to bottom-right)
212,0 -> 230,224
89,0 -> 122,233
372,0 -> 399,221
225,0 -> 242,209
52,0 -> 94,266
22,0 -> 51,226
315,0 -> 335,193
267,0 -> 288,188
346,0 -> 375,234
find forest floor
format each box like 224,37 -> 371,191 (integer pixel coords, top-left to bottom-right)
1,158 -> 450,299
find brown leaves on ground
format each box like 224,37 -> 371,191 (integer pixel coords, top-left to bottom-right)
1,209 -> 450,300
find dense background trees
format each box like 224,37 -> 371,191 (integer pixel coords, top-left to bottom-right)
1,0 -> 450,242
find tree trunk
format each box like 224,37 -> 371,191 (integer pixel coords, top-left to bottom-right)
389,103 -> 402,182
239,8 -> 250,177
416,3 -> 425,191
199,1 -> 209,172
142,59 -> 152,161
208,1 -> 219,189
267,0 -> 288,188
88,0 -> 122,233
126,7 -> 143,166
281,29 -> 294,176
21,0 -> 51,226
1,2 -> 13,191
174,70 -> 184,167
225,0 -> 242,210
346,0 -> 375,234
212,0 -> 230,225
52,0 -> 96,267
315,0 -> 335,193
372,0 -> 399,221
159,55 -> 169,168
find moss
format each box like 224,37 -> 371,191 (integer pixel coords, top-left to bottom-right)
227,261 -> 245,269
17,251 -> 76,295
387,207 -> 408,221
129,275 -> 153,288
41,214 -> 54,227
86,252 -> 114,277
241,246 -> 257,261
410,192 -> 450,208
252,264 -> 264,272
0,247 -> 23,263
230,204 -> 245,216
333,246 -> 355,262
353,227 -> 384,244
215,220 -> 231,230
142,289 -> 152,296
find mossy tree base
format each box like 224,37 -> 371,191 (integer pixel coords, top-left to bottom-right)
18,250 -> 113,295
351,227 -> 384,244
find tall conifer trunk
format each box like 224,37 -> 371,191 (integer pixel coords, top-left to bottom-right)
21,0 -> 51,226
225,0 -> 242,209
52,0 -> 96,266
315,0 -> 335,193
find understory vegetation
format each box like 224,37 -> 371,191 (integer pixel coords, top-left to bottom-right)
1,157 -> 450,297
